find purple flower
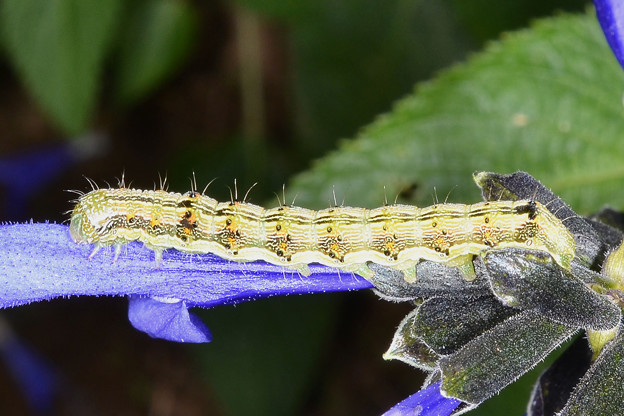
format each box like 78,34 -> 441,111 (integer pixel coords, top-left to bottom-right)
0,223 -> 373,343
595,0 -> 624,69
382,382 -> 462,416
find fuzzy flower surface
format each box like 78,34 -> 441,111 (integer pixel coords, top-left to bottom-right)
0,222 -> 373,342
382,383 -> 461,416
595,0 -> 624,69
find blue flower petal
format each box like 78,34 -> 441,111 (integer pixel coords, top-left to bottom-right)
595,0 -> 624,69
128,296 -> 212,343
383,382 -> 462,416
0,223 -> 373,340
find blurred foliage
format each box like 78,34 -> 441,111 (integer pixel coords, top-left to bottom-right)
451,0 -> 588,43
1,0 -> 620,415
289,10 -> 624,215
238,0 -> 474,158
0,0 -> 122,135
0,0 -> 196,134
113,1 -> 198,107
193,295 -> 338,416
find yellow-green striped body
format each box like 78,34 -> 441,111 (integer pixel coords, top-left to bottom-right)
69,188 -> 576,280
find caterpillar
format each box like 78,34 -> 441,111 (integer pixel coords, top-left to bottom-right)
69,187 -> 576,282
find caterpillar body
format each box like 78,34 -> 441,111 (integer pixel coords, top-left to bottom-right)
69,187 -> 576,282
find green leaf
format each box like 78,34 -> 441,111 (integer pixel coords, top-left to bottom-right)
288,10 -> 624,214
113,0 -> 197,107
0,0 -> 121,135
